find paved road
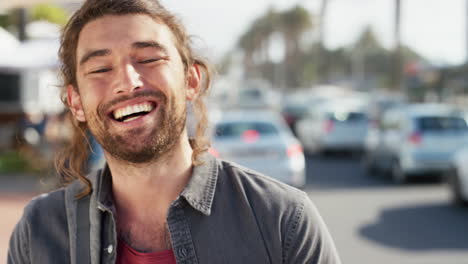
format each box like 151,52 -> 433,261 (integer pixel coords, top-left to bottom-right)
304,153 -> 468,264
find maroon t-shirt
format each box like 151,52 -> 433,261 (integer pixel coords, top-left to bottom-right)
116,239 -> 176,264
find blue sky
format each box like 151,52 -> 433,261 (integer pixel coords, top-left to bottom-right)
161,0 -> 466,66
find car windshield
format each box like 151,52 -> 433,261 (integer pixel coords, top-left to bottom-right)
327,111 -> 367,122
215,121 -> 279,138
416,116 -> 467,131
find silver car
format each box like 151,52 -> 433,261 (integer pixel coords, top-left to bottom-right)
295,99 -> 369,154
210,110 -> 306,188
363,103 -> 468,183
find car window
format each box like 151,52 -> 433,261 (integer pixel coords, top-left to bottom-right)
416,116 -> 467,131
239,89 -> 262,101
215,121 -> 279,138
327,111 -> 367,122
283,105 -> 308,118
305,108 -> 319,119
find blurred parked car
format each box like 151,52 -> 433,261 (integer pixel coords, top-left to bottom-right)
447,147 -> 468,206
366,94 -> 406,122
363,104 -> 468,183
295,99 -> 369,155
281,95 -> 329,136
210,110 -> 305,188
281,103 -> 308,135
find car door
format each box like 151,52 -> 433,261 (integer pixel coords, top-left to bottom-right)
295,108 -> 316,150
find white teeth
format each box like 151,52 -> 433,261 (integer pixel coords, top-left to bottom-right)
123,116 -> 140,123
113,102 -> 154,120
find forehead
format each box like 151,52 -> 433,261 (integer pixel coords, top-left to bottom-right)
77,14 -> 177,57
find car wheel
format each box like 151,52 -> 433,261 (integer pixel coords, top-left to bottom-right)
391,159 -> 407,184
448,167 -> 468,207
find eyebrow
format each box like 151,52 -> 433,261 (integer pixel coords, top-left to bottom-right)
79,41 -> 169,66
132,41 -> 169,54
79,49 -> 111,66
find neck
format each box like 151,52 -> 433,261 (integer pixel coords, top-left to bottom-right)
106,135 -> 194,219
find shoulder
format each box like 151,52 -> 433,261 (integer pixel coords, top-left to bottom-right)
22,188 -> 66,219
22,168 -> 102,220
215,159 -> 341,263
19,187 -> 68,235
216,158 -> 308,207
215,158 -> 312,232
21,167 -> 99,225
8,188 -> 68,263
16,188 -> 70,237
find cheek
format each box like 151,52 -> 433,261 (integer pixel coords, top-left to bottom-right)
79,78 -> 110,102
78,89 -> 105,116
80,96 -> 99,118
145,67 -> 184,95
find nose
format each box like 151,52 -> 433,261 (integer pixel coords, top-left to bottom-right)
113,63 -> 143,94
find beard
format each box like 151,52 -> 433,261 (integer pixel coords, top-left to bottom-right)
85,90 -> 187,164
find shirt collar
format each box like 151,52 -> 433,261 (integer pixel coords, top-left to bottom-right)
95,152 -> 218,216
96,165 -> 114,211
180,152 -> 218,216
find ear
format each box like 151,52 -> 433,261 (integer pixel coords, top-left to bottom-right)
67,85 -> 86,122
185,64 -> 201,101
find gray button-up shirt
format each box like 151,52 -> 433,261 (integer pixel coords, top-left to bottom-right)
8,153 -> 341,263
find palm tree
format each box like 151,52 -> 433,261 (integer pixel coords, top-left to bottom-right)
318,0 -> 329,83
280,5 -> 312,59
237,5 -> 313,87
238,8 -> 280,79
392,0 -> 403,92
279,5 -> 313,87
351,26 -> 388,89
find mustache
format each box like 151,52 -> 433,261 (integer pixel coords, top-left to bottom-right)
98,90 -> 167,117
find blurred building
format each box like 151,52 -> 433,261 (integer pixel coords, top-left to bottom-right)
0,23 -> 62,149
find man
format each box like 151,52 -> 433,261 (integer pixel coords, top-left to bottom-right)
8,0 -> 341,263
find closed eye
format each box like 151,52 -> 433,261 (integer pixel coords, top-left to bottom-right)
139,58 -> 160,64
89,68 -> 111,74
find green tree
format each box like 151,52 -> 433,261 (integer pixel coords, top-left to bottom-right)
238,8 -> 281,79
232,4 -> 424,91
0,13 -> 11,29
280,5 -> 312,57
30,4 -> 69,26
350,26 -> 389,87
279,5 -> 313,88
237,5 -> 314,88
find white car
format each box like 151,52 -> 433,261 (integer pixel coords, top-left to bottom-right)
295,99 -> 369,154
210,110 -> 306,188
363,103 -> 468,183
447,147 -> 468,206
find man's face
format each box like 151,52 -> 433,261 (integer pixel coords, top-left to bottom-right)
68,14 -> 199,163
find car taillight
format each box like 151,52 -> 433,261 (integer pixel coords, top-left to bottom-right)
208,147 -> 220,157
287,143 -> 303,157
241,129 -> 260,143
408,132 -> 422,145
323,120 -> 334,133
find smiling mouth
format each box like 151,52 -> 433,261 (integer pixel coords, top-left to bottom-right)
111,101 -> 156,123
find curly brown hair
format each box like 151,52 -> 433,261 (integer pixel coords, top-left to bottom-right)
56,0 -> 213,197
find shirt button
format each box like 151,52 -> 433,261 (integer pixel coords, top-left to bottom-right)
106,244 -> 114,254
